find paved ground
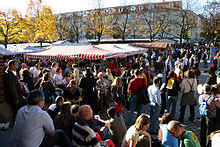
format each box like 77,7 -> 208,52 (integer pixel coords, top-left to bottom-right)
0,62 -> 209,146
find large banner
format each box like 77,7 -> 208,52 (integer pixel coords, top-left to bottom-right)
210,47 -> 216,64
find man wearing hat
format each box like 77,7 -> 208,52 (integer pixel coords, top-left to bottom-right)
79,69 -> 98,114
71,105 -> 100,147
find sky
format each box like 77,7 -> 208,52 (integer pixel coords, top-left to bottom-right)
0,0 -> 208,15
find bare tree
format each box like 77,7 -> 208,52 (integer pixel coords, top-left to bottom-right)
200,0 -> 220,45
110,8 -> 131,40
129,13 -> 142,39
167,0 -> 199,45
68,15 -> 84,43
140,7 -> 170,41
56,16 -> 69,41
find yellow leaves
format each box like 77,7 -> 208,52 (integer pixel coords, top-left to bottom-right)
25,1 -> 57,44
0,9 -> 26,47
85,9 -> 112,39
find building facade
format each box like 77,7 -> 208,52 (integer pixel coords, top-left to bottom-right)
57,1 -> 201,43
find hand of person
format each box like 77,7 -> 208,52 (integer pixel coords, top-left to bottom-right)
105,122 -> 111,127
141,131 -> 152,147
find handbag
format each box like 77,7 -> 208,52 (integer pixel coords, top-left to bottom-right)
138,79 -> 150,105
181,79 -> 196,106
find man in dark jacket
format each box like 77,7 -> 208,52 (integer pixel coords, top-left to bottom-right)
4,60 -> 24,118
79,69 -> 98,114
206,67 -> 217,86
120,63 -> 130,110
154,56 -> 164,74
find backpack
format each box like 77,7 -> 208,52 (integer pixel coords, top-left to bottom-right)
138,79 -> 150,105
199,95 -> 211,116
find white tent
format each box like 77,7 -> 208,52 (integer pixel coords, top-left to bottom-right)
0,46 -> 14,55
6,45 -> 44,54
114,44 -> 147,55
95,44 -> 147,56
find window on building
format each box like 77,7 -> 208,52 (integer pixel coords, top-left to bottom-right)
119,7 -> 124,12
169,3 -> 174,8
139,5 -> 143,10
78,12 -> 82,16
105,9 -> 109,13
131,6 -> 136,11
148,5 -> 154,10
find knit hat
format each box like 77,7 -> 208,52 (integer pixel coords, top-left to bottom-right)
78,105 -> 93,120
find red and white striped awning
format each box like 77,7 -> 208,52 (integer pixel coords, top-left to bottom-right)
24,45 -> 125,60
78,46 -> 125,60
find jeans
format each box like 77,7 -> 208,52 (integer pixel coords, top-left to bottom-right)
149,104 -> 161,133
166,96 -> 178,118
40,129 -> 73,147
200,116 -> 208,147
128,95 -> 143,125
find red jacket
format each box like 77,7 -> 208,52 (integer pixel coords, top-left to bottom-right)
128,78 -> 147,95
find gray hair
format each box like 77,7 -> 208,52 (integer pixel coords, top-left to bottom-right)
27,89 -> 45,106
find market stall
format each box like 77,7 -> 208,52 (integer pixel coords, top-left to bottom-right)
24,45 -> 125,60
130,42 -> 172,50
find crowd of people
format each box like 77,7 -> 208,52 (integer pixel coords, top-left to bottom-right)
3,44 -> 220,147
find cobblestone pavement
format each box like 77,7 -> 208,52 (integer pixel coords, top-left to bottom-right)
0,62 -> 209,146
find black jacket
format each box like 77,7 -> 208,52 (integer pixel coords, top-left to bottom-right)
4,69 -> 23,105
166,79 -> 181,96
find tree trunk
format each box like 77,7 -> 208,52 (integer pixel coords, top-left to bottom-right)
40,42 -> 43,48
4,43 -> 7,49
133,31 -> 136,39
76,33 -> 79,43
4,36 -> 8,49
98,35 -> 101,42
122,35 -> 125,41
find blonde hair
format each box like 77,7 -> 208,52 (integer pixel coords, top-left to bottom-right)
106,68 -> 111,73
111,77 -> 121,87
97,72 -> 103,78
135,114 -> 150,131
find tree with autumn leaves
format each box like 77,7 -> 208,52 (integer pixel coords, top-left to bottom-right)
25,0 -> 57,48
0,9 -> 26,49
0,0 -> 57,49
85,9 -> 113,42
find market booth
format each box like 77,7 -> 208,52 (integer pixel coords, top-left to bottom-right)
24,44 -> 147,60
131,42 -> 172,51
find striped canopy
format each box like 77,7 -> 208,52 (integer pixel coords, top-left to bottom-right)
24,45 -> 124,60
